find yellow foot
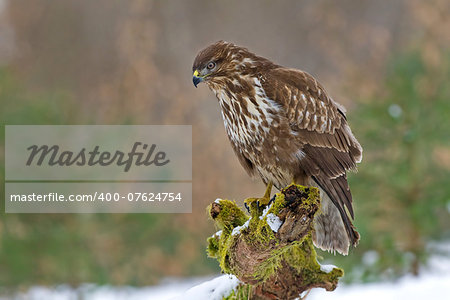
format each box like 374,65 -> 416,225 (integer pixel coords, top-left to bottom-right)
244,182 -> 273,211
244,195 -> 271,207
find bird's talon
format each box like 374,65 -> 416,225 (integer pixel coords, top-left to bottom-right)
244,202 -> 250,213
256,196 -> 271,207
268,195 -> 276,206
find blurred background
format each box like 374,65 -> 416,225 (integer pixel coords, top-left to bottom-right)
0,0 -> 449,296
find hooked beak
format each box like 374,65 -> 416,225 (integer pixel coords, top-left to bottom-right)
192,70 -> 204,88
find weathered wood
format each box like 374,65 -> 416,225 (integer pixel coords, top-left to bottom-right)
207,184 -> 343,300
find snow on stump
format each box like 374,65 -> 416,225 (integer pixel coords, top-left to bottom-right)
207,184 -> 343,300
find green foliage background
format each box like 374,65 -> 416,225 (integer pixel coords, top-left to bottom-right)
0,69 -> 217,289
320,51 -> 450,282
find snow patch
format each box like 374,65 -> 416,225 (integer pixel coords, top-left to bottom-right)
258,203 -> 282,232
172,275 -> 241,300
265,213 -> 282,232
316,257 -> 337,274
319,264 -> 337,274
231,219 -> 250,236
5,252 -> 450,300
211,230 -> 222,238
260,203 -> 273,218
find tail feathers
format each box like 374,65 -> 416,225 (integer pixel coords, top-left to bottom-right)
311,176 -> 360,255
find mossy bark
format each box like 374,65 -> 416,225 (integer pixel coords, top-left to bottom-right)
207,184 -> 343,300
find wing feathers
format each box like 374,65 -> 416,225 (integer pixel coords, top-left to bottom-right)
262,67 -> 362,251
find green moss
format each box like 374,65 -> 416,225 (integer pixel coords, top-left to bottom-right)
251,234 -> 343,285
207,199 -> 249,273
207,235 -> 220,257
267,190 -> 286,215
249,185 -> 340,284
218,232 -> 238,273
223,284 -> 251,300
272,184 -> 320,213
284,235 -> 343,285
208,199 -> 249,234
207,185 -> 343,299
246,215 -> 276,246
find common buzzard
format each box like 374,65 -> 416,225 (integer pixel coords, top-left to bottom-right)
192,41 -> 362,255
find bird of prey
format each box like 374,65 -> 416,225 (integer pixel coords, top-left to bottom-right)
192,41 -> 362,255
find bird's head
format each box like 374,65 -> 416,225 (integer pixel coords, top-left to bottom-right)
192,41 -> 274,88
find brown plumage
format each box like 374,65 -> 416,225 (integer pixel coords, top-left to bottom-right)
192,41 -> 362,255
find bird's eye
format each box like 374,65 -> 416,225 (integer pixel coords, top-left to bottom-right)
207,62 -> 216,70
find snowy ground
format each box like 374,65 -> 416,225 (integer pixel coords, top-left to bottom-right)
3,251 -> 450,300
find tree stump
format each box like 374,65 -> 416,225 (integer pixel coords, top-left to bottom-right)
207,184 -> 343,300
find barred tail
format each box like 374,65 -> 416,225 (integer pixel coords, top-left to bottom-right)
310,176 -> 360,255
